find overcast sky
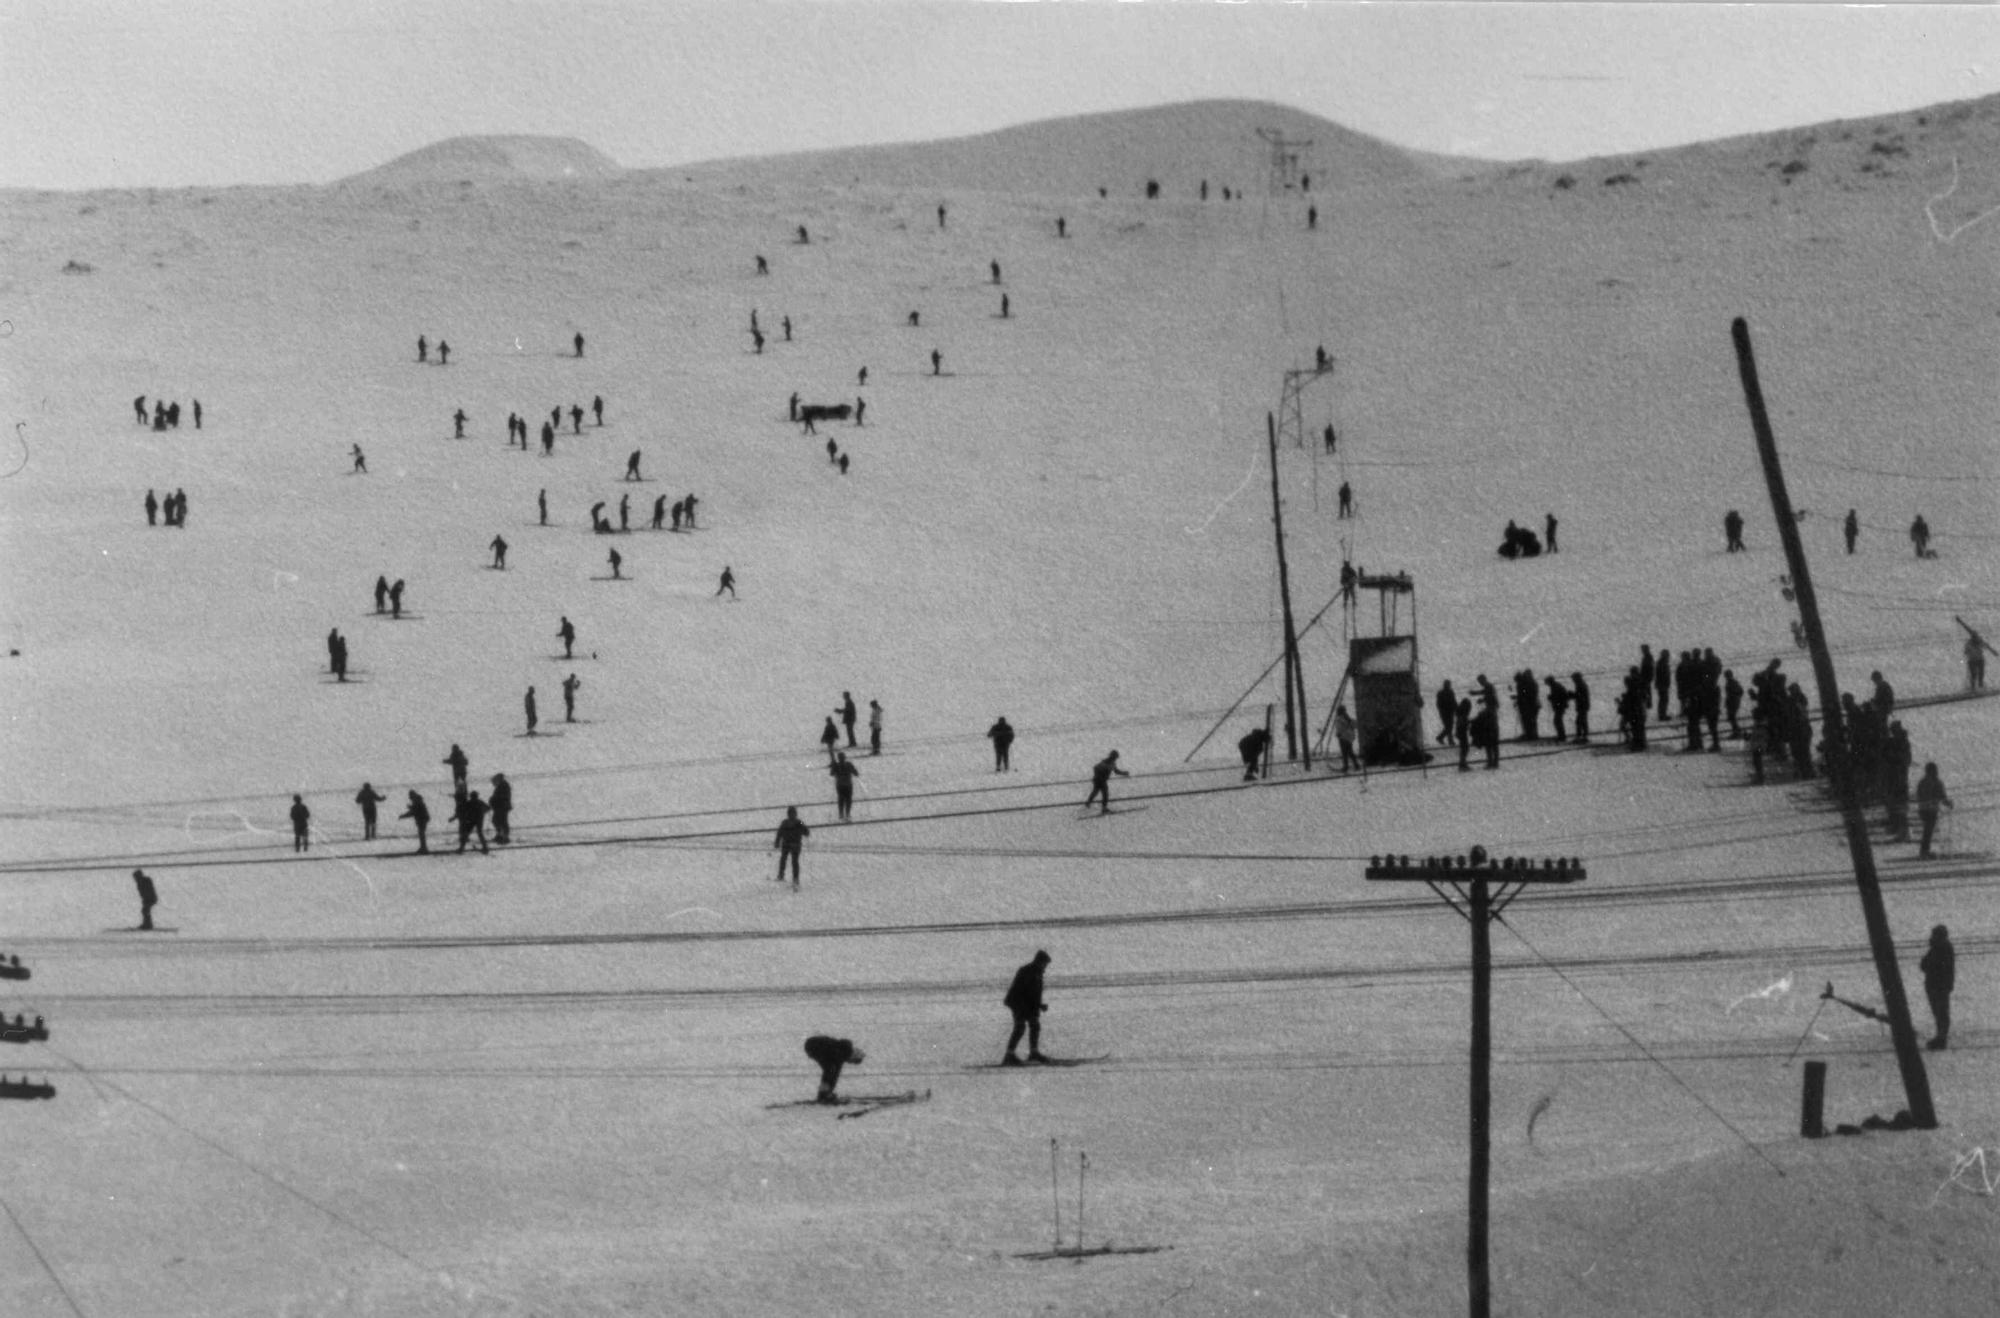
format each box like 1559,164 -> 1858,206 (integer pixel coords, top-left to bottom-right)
3,0 -> 1995,190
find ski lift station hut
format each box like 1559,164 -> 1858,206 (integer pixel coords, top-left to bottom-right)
1340,570 -> 1426,766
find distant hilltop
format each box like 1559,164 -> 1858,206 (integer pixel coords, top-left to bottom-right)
661,100 -> 1449,196
339,135 -> 622,186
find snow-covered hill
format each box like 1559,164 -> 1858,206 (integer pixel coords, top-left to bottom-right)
0,94 -> 1995,1316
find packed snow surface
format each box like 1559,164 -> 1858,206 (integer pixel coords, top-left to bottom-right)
1,96 -> 1997,1315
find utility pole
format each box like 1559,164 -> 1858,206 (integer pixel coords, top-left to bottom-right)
1367,852 -> 1586,1318
1268,413 -> 1310,768
1731,316 -> 1935,1129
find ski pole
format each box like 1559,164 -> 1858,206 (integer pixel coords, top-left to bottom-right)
1050,1138 -> 1061,1253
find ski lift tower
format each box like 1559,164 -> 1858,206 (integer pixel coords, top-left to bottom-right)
1276,354 -> 1335,452
1337,571 -> 1426,765
1256,127 -> 1313,196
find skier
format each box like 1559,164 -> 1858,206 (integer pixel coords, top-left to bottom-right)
618,494 -> 630,533
289,795 -> 311,853
1571,672 -> 1591,742
804,1035 -> 865,1104
352,444 -> 367,474
931,348 -> 942,376
574,331 -> 585,359
684,494 -> 699,529
437,341 -> 449,365
1238,726 -> 1271,781
1083,751 -> 1129,815
1545,514 -> 1558,554
373,573 -> 388,613
1915,762 -> 1953,859
488,773 -> 513,845
417,335 -> 428,363
819,717 -> 841,764
591,501 -> 608,535
1337,482 -> 1353,519
525,686 -> 538,735
558,616 -> 576,659
625,450 -> 642,482
1455,697 -> 1473,771
855,397 -> 865,427
987,717 -> 1015,771
867,699 -> 883,755
538,489 -> 548,526
607,547 -> 623,580
562,672 -> 581,722
134,395 -> 148,425
144,489 -> 158,526
490,535 -> 508,570
1333,704 -> 1360,773
1435,681 -> 1458,746
132,868 -> 159,930
838,692 -> 858,748
570,405 -> 584,435
400,790 -> 431,854
782,316 -> 792,342
1967,633 -> 1989,691
452,791 -> 490,854
773,806 -> 809,890
1920,925 -> 1955,1050
453,409 -> 467,439
1843,509 -> 1859,554
331,632 -> 347,682
355,782 -> 387,840
384,579 -> 405,618
1002,951 -> 1052,1065
829,753 -> 860,821
1724,670 -> 1745,739
1545,675 -> 1571,742
716,566 -> 736,599
1723,509 -> 1745,552
192,400 -> 201,429
541,421 -> 555,456
671,499 -> 686,531
444,743 -> 469,794
651,495 -> 667,530
1910,514 -> 1933,559
592,395 -> 604,426
1000,293 -> 1009,319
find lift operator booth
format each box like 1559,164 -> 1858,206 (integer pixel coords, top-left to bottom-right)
1346,572 -> 1425,765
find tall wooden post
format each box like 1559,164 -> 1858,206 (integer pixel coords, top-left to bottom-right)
1466,873 -> 1492,1318
1731,317 -> 1935,1128
1268,413 -> 1310,767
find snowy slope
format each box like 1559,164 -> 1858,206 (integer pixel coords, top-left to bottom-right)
0,96 -> 1996,1316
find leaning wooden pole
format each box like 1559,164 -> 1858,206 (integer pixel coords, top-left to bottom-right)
1267,413 -> 1310,767
1731,317 -> 1936,1128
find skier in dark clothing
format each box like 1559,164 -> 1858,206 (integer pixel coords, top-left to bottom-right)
133,869 -> 158,931
774,807 -> 809,889
1333,705 -> 1359,773
1571,673 -> 1591,742
444,743 -> 469,793
571,405 -> 584,435
593,396 -> 604,426
1910,515 -> 1932,559
289,795 -> 311,852
1920,925 -> 1955,1050
355,783 -> 387,840
804,1035 -> 864,1103
829,753 -> 860,821
562,672 -> 581,722
453,409 -> 467,439
716,566 -> 736,598
135,395 -> 148,425
1843,509 -> 1859,554
400,791 -> 431,853
1654,645 -> 1672,722
145,489 -> 158,526
1435,681 -> 1457,746
417,335 -> 427,363
819,717 -> 841,764
525,686 -> 538,736
1002,951 -> 1052,1065
1455,698 -> 1473,770
651,495 -> 667,530
1545,514 -> 1558,554
389,579 -> 405,617
490,535 -> 508,569
452,791 -> 490,854
1916,762 -> 1953,858
539,489 -> 548,526
867,700 -> 882,754
838,692 -> 858,748
1238,727 -> 1272,781
625,450 -> 642,482
558,616 -> 576,659
988,717 -> 1015,771
1724,509 -> 1745,552
618,494 -> 630,533
541,421 -> 555,456
488,774 -> 512,845
375,576 -> 389,614
1084,751 -> 1129,814
1545,675 -> 1571,742
574,332 -> 585,359
437,341 -> 449,365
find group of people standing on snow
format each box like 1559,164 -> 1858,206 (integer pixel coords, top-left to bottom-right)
142,488 -> 190,527
134,395 -> 199,431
